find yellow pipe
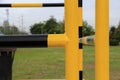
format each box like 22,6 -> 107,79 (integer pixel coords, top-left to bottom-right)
95,0 -> 109,80
12,3 -> 43,7
65,0 -> 79,80
78,3 -> 83,80
48,34 -> 68,47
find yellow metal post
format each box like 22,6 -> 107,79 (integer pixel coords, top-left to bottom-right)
65,0 -> 79,80
95,0 -> 109,80
77,0 -> 83,80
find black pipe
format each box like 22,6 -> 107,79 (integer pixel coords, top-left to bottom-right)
0,34 -> 48,48
43,3 -> 64,7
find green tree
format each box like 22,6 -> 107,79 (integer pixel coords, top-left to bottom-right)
116,22 -> 120,41
44,16 -> 58,34
83,21 -> 94,36
0,25 -> 27,35
30,22 -> 44,34
109,22 -> 120,46
10,26 -> 19,34
3,26 -> 20,34
0,26 -> 4,33
110,26 -> 116,39
56,21 -> 65,34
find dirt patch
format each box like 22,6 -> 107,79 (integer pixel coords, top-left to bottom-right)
84,64 -> 95,68
111,72 -> 120,80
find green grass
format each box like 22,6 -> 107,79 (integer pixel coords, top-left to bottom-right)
83,46 -> 95,80
13,48 -> 65,79
12,46 -> 120,80
110,46 -> 120,80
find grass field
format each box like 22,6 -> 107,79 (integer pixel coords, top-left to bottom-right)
12,46 -> 120,80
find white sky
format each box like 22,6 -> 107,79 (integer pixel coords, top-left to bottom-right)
0,0 -> 120,32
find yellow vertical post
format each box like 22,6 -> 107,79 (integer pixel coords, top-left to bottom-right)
77,0 -> 83,80
95,0 -> 109,80
65,0 -> 79,80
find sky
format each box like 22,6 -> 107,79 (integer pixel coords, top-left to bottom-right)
0,0 -> 120,32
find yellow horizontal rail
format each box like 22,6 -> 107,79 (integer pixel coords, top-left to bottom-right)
12,3 -> 43,7
0,3 -> 64,7
48,34 -> 69,47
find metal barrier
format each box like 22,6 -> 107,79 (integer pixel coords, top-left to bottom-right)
0,0 -> 109,80
0,3 -> 64,7
0,34 -> 68,48
95,0 -> 109,80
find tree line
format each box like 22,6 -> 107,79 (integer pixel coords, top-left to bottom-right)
30,16 -> 64,34
0,25 -> 27,35
0,16 -> 119,45
30,16 -> 120,46
110,22 -> 120,45
30,16 -> 95,36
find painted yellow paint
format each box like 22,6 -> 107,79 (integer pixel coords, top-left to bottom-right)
78,8 -> 83,26
48,34 -> 68,47
65,0 -> 79,80
78,49 -> 83,70
12,3 -> 43,7
95,0 -> 109,80
77,7 -> 83,73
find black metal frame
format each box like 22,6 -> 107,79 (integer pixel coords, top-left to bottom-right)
0,34 -> 48,48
